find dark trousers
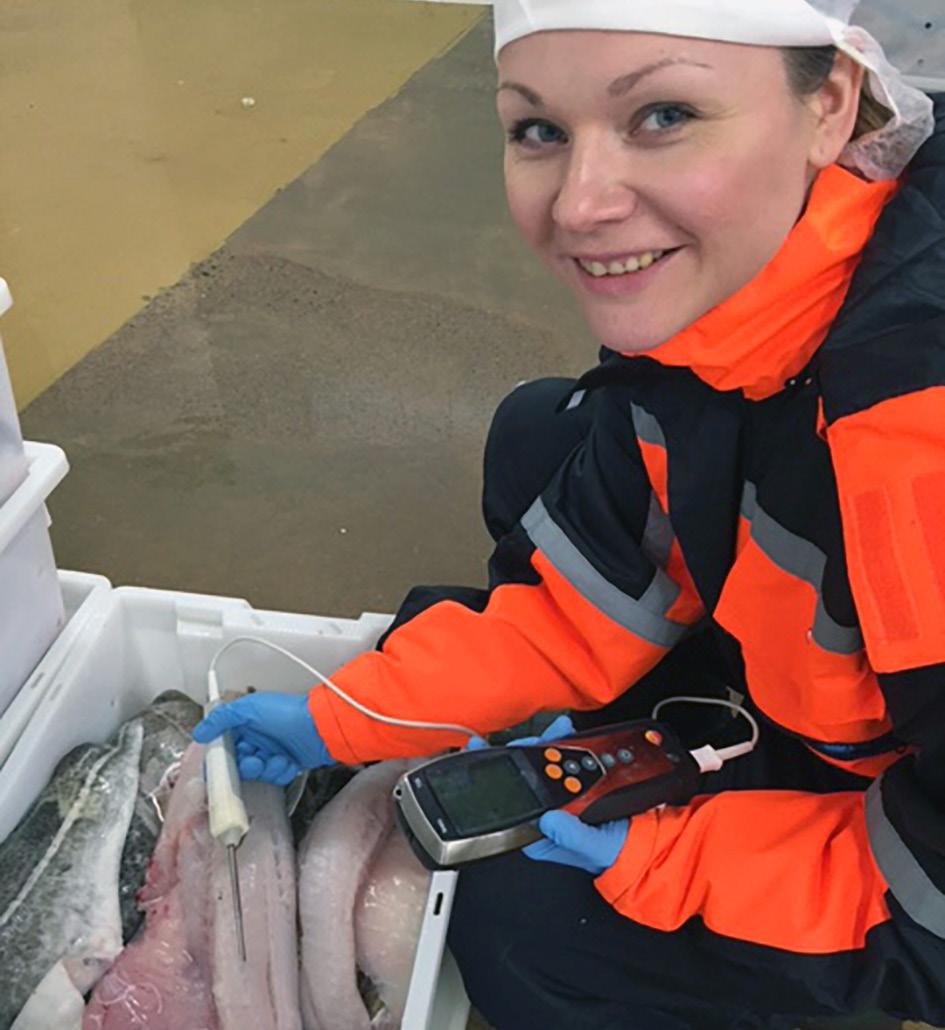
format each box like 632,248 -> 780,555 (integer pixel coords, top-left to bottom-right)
444,379 -> 876,1030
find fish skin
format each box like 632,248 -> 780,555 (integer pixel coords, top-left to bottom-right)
85,744 -> 302,1030
10,960 -> 84,1030
117,691 -> 203,942
0,721 -> 143,1030
297,761 -> 410,1030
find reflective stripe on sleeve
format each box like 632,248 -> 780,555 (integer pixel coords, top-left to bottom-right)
522,497 -> 688,648
630,403 -> 667,449
865,775 -> 945,939
741,481 -> 864,656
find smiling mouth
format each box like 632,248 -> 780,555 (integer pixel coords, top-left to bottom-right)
574,248 -> 680,278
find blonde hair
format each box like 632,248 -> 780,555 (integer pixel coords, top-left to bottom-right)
782,45 -> 893,139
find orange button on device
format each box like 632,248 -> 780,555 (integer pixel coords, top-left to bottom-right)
545,764 -> 563,780
645,730 -> 663,746
544,748 -> 562,763
564,776 -> 582,794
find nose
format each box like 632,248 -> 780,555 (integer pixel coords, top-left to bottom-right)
552,133 -> 639,235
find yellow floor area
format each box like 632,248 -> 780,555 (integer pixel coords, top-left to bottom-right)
1,0 -> 482,406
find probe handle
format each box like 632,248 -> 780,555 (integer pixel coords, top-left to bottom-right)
205,714 -> 250,848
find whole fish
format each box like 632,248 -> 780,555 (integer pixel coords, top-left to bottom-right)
298,761 -> 431,1030
0,720 -> 143,1030
84,743 -> 301,1029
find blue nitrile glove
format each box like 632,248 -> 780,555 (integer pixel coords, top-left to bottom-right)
466,717 -> 628,874
192,691 -> 333,785
466,714 -> 576,751
523,810 -> 629,875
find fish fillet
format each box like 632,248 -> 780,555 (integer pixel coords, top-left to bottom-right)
84,743 -> 301,1030
0,720 -> 143,1030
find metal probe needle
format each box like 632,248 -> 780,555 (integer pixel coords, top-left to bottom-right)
227,843 -> 247,962
205,671 -> 251,964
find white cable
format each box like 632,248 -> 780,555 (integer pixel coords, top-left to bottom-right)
209,635 -> 479,740
651,694 -> 760,768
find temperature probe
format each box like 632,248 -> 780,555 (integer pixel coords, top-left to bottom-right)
205,670 -> 250,962
395,718 -> 703,870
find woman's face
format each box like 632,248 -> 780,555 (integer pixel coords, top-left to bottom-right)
497,31 -> 858,352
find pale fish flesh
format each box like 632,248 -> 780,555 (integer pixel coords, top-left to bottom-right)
84,743 -> 301,1029
354,829 -> 431,1028
0,721 -> 143,1030
298,760 -> 431,1030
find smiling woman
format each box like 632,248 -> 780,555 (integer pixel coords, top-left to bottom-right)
496,34 -> 867,351
192,4 -> 945,1027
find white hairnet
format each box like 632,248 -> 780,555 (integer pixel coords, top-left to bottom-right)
484,0 -> 936,180
812,0 -> 938,180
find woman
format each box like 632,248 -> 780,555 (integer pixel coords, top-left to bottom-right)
196,2 -> 945,1025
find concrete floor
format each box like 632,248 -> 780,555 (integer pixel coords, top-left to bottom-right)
10,10 -> 937,1030
20,17 -> 592,618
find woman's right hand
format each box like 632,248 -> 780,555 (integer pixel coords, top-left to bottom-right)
192,691 -> 334,784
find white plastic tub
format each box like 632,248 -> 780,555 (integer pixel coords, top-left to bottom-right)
0,280 -> 28,507
0,568 -> 111,769
0,441 -> 68,717
0,583 -> 470,1028
0,584 -> 392,839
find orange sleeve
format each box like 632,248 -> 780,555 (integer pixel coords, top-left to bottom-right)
827,386 -> 945,673
595,789 -> 891,954
310,548 -> 678,763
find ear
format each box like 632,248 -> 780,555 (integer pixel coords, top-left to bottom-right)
805,51 -> 867,170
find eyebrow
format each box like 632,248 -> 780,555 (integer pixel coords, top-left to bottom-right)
497,58 -> 713,106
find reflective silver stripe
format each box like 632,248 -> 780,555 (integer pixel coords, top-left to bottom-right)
630,403 -> 667,449
642,493 -> 673,569
740,482 -> 864,656
565,389 -> 586,411
865,776 -> 945,939
521,497 -> 687,648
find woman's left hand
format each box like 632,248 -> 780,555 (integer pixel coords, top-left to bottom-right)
466,715 -> 629,875
523,810 -> 628,875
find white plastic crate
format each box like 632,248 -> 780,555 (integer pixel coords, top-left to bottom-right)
0,568 -> 111,769
0,584 -> 470,1029
0,441 -> 68,717
0,280 -> 28,507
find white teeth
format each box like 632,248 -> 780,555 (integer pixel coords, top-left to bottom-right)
578,250 -> 667,277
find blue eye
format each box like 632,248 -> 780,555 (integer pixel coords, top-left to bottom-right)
638,104 -> 694,134
507,119 -> 567,148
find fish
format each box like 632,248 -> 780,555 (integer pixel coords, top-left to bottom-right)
297,760 -> 431,1030
84,742 -> 301,1029
117,691 -> 203,941
0,720 -> 143,1030
354,829 -> 432,1027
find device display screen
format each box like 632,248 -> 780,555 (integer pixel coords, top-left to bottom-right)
426,752 -> 543,835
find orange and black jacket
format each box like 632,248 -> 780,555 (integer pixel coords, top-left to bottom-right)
311,98 -> 945,1014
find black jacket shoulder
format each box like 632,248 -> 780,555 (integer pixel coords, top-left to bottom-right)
819,94 -> 945,425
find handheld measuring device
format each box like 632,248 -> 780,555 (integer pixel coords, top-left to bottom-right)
394,718 -> 701,870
